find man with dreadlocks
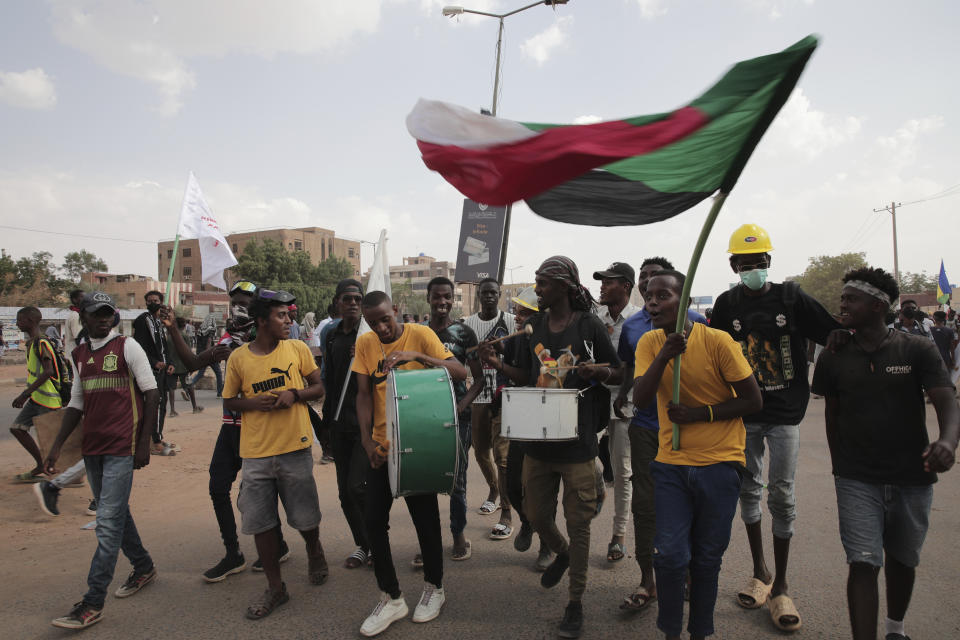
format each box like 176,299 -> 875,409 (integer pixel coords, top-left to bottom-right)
486,256 -> 621,639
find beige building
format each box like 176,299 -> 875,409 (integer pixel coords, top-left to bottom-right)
157,226 -> 362,291
374,254 -> 476,316
81,272 -> 229,320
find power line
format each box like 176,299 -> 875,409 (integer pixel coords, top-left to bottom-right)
0,225 -> 155,244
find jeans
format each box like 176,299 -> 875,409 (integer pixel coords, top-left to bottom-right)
652,461 -> 742,637
151,369 -> 167,445
83,455 -> 153,608
188,361 -> 224,395
51,459 -> 87,489
608,418 -> 633,537
331,429 -> 369,550
522,456 -> 597,602
449,415 -> 472,537
629,426 -> 659,567
364,463 -> 443,598
739,422 -> 799,539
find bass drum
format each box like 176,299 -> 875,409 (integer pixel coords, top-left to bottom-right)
386,368 -> 460,498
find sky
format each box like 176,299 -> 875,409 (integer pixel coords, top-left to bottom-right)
1,0 -> 958,302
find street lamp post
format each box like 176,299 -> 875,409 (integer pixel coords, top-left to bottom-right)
442,1 -> 570,286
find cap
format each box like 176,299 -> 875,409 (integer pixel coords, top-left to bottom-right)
592,262 -> 635,286
81,291 -> 117,313
511,286 -> 539,311
728,223 -> 773,254
335,279 -> 364,297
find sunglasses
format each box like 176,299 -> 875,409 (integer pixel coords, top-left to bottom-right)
257,289 -> 296,304
230,281 -> 258,295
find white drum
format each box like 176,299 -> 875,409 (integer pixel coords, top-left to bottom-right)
501,387 -> 579,441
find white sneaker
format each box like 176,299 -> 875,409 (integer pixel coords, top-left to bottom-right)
411,582 -> 445,623
360,592 -> 408,637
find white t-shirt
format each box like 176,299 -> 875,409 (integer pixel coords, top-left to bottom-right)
464,311 -> 515,342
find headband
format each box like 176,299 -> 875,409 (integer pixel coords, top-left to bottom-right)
845,280 -> 891,305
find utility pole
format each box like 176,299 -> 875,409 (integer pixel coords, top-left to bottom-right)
873,201 -> 901,286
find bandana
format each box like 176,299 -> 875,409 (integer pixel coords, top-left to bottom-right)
535,255 -> 594,311
845,280 -> 891,305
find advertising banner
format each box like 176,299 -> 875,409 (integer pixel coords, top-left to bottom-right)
454,199 -> 508,283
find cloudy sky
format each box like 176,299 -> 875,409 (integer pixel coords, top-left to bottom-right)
1,0 -> 957,301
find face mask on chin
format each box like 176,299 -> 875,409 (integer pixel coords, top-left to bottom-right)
739,268 -> 768,291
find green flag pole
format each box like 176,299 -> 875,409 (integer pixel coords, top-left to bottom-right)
163,234 -> 181,306
671,191 -> 729,450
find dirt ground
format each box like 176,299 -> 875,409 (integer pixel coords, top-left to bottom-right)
1,383 -> 958,639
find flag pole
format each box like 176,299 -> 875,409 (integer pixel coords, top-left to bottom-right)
164,234 -> 181,306
671,191 -> 729,450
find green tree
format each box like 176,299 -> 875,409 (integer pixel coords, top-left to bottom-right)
788,252 -> 868,315
899,271 -> 937,294
62,250 -> 108,281
0,249 -> 72,306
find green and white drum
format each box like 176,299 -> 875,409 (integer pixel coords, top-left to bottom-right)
386,368 -> 460,498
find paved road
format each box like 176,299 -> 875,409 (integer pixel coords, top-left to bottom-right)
1,385 -> 958,639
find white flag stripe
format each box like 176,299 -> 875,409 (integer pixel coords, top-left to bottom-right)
176,172 -> 237,290
357,229 -> 391,336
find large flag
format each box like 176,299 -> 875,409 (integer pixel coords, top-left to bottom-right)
407,35 -> 818,226
177,172 -> 237,290
938,259 -> 952,304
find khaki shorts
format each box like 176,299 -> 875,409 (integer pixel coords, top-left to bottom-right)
238,447 -> 322,535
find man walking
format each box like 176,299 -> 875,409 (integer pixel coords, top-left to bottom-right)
632,270 -> 762,640
813,267 -> 959,640
44,292 -> 160,629
463,278 -> 515,538
592,262 -> 641,564
709,224 -> 839,631
132,290 -> 175,456
222,289 -> 328,619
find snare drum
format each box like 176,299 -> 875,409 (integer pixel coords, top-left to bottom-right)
386,368 -> 460,498
501,387 -> 579,441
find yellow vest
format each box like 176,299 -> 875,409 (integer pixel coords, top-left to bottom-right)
27,338 -> 63,409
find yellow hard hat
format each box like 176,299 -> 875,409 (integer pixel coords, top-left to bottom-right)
511,286 -> 539,311
728,223 -> 773,254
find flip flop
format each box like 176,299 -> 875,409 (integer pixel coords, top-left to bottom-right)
478,500 -> 500,515
344,548 -> 367,569
620,586 -> 657,612
12,471 -> 43,484
490,523 -> 513,540
607,542 -> 626,563
768,594 -> 802,631
452,540 -> 472,561
737,577 -> 773,609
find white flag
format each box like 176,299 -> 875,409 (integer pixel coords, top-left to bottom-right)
358,229 -> 391,336
177,172 -> 237,290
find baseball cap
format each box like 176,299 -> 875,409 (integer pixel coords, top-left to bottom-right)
592,262 -> 635,286
81,291 -> 117,313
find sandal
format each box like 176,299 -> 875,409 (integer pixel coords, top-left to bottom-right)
245,583 -> 289,620
607,541 -> 626,563
344,548 -> 368,569
151,445 -> 176,457
737,577 -> 773,609
411,553 -> 424,569
13,471 -> 43,484
768,594 -> 802,631
620,586 -> 657,611
478,500 -> 500,515
490,523 -> 513,540
451,540 -> 472,561
308,552 -> 329,585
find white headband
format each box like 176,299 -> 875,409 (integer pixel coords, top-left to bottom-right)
845,280 -> 891,305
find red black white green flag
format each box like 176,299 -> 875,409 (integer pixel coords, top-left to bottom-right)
406,35 -> 818,226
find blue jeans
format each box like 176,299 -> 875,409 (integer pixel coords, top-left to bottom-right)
188,362 -> 223,395
652,461 -> 742,637
83,455 -> 153,608
739,422 -> 799,539
450,415 -> 472,537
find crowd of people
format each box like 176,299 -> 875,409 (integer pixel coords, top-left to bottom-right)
6,223 -> 959,640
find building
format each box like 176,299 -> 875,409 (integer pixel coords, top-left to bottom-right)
373,254 -> 476,316
80,272 -> 229,321
157,226 -> 362,291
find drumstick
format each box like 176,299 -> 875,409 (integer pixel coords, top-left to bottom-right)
542,362 -> 611,373
466,324 -> 534,353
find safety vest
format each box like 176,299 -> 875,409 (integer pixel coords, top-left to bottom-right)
27,338 -> 62,409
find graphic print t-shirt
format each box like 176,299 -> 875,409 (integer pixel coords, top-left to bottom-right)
222,339 -> 318,459
433,322 -> 479,408
352,323 -> 453,447
710,283 -> 838,425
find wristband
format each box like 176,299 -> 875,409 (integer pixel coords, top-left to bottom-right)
290,388 -> 302,403
706,405 -> 714,423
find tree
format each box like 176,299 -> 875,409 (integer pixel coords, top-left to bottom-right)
0,249 -> 72,306
62,250 -> 108,281
899,271 -> 937,294
788,252 -> 868,316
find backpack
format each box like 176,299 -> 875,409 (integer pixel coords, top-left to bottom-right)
32,337 -> 72,406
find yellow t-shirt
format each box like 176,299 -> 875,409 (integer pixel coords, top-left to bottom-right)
352,324 -> 452,447
634,322 -> 753,466
223,339 -> 318,459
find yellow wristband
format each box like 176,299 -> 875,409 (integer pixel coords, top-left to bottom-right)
706,405 -> 714,423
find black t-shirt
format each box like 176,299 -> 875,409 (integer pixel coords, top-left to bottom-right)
711,283 -> 840,425
322,320 -> 360,432
930,325 -> 956,365
515,311 -> 620,463
812,330 -> 953,485
433,321 -> 479,411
